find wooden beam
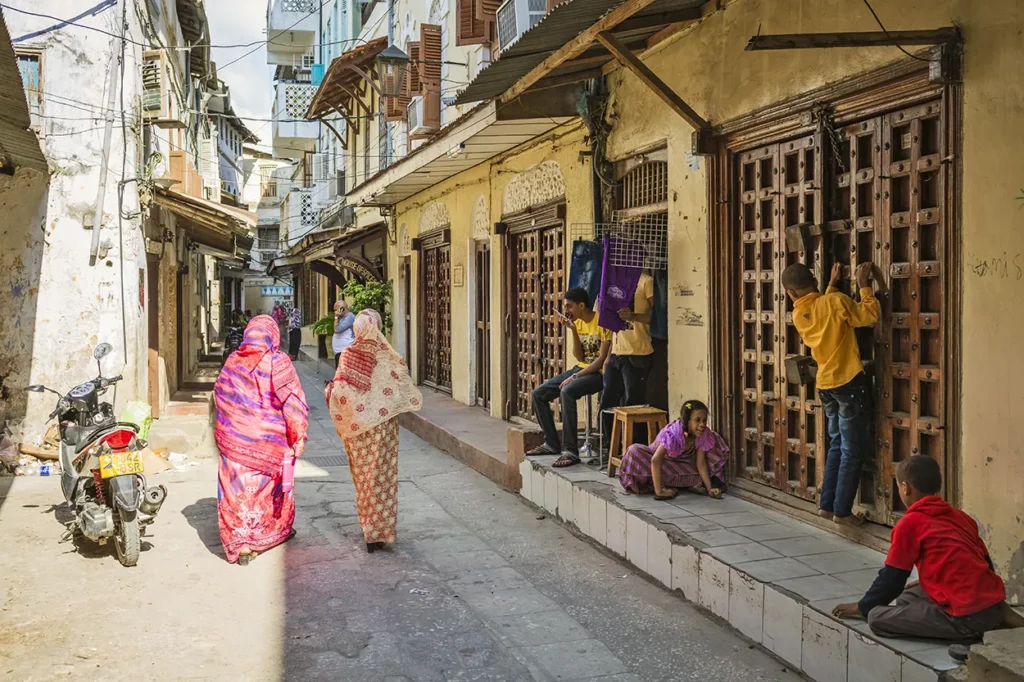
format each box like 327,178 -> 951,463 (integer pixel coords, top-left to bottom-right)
646,18 -> 700,48
612,7 -> 702,33
499,0 -> 662,103
745,28 -> 960,51
348,64 -> 383,98
530,68 -> 605,92
595,31 -> 709,132
321,118 -> 348,151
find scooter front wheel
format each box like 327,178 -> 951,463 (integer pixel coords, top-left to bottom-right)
114,508 -> 140,567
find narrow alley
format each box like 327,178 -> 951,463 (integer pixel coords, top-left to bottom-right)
0,359 -> 796,682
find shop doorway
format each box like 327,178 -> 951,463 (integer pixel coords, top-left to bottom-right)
502,202 -> 566,420
418,229 -> 452,391
474,242 -> 491,409
716,67 -> 956,527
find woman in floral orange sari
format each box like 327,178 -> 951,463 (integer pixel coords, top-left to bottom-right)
325,309 -> 421,553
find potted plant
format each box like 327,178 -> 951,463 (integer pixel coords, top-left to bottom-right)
310,315 -> 334,359
341,280 -> 394,335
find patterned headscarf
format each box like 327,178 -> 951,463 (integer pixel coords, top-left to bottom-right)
326,309 -> 421,439
215,315 -> 309,473
288,307 -> 302,330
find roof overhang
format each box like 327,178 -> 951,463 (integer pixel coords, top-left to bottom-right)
346,92 -> 579,207
155,187 -> 256,256
0,8 -> 46,172
453,0 -> 708,106
305,37 -> 389,121
267,253 -> 304,277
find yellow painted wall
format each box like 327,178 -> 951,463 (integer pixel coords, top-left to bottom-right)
604,0 -> 1024,598
388,123 -> 592,416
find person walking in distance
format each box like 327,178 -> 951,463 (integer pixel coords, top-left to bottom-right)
332,299 -> 356,370
781,261 -> 879,526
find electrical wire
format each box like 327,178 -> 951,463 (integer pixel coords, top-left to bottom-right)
860,0 -> 931,63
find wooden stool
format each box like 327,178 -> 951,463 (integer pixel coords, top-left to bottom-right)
606,405 -> 668,478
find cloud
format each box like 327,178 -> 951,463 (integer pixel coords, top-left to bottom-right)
206,0 -> 274,142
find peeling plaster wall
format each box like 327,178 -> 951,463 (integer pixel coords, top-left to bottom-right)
389,123 -> 591,415
0,169 -> 50,428
603,0 -> 1024,599
6,4 -> 149,442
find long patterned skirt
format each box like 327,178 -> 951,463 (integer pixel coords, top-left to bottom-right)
343,418 -> 399,544
217,454 -> 295,563
618,444 -> 727,495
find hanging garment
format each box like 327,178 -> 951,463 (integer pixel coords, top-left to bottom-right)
598,235 -> 643,333
568,239 -> 603,309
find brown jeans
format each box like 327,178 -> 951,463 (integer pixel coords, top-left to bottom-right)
867,585 -> 1004,641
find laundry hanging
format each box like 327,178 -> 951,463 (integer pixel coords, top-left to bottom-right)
597,235 -> 644,333
567,239 -> 603,310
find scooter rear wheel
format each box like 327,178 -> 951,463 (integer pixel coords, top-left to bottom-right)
114,508 -> 140,567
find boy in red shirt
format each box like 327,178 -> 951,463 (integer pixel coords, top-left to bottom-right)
833,456 -> 1006,640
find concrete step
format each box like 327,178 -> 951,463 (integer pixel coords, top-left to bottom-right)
520,457 -> 964,682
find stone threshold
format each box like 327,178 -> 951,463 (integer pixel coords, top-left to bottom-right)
520,456 -> 962,682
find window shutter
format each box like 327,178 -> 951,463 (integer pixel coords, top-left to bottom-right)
476,0 -> 503,41
419,24 -> 443,93
457,0 -> 488,46
384,57 -> 412,122
421,90 -> 441,131
406,41 -> 422,95
141,51 -> 166,119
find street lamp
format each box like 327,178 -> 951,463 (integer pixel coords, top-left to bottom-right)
375,45 -> 411,97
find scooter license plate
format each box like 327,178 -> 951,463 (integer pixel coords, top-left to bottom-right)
98,451 -> 144,479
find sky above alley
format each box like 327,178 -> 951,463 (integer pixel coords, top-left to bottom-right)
207,0 -> 273,150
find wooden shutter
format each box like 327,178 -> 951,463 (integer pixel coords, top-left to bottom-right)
419,24 -> 443,93
406,41 -> 422,95
458,0 -> 488,46
421,90 -> 442,131
478,0 -> 503,40
384,64 -> 411,122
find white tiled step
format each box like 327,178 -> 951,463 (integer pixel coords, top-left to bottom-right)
519,459 -> 956,682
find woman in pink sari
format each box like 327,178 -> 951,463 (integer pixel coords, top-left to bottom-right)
214,315 -> 309,565
325,309 -> 421,553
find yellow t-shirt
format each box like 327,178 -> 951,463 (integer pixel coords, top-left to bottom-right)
612,273 -> 655,356
793,286 -> 880,390
573,313 -> 612,369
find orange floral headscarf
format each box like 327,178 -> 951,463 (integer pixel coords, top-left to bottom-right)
326,310 -> 421,438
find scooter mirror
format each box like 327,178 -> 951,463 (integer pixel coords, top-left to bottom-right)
25,385 -> 46,393
93,343 -> 113,360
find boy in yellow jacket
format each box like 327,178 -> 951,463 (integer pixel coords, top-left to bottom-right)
782,262 -> 879,526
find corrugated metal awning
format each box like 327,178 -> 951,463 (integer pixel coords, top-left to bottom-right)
155,188 -> 256,255
454,0 -> 705,105
0,8 -> 46,172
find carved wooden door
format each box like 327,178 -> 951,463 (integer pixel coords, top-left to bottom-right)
475,242 -> 491,408
507,213 -> 566,419
422,236 -> 452,390
737,135 -> 826,501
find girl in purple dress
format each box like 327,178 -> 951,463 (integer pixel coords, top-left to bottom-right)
618,400 -> 729,500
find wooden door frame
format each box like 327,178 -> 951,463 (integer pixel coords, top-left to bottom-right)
414,227 -> 452,392
708,56 -> 963,516
499,200 -> 567,420
146,254 -> 161,418
473,240 -> 491,409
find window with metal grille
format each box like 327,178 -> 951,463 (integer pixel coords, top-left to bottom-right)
16,52 -> 41,128
620,161 -> 668,210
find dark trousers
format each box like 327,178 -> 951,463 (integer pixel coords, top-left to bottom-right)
288,329 -> 301,357
819,372 -> 872,518
868,585 -> 1004,641
599,354 -> 654,443
532,367 -> 603,457
334,351 -> 342,371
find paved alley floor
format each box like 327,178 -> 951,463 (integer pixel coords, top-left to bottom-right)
0,360 -> 800,682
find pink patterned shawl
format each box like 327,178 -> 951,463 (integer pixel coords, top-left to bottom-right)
214,315 -> 309,474
326,309 -> 422,439
654,419 -> 730,459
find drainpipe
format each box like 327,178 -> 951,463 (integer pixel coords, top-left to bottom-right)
89,0 -> 126,266
383,0 -> 395,165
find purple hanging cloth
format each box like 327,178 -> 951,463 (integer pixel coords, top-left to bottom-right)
598,235 -> 643,333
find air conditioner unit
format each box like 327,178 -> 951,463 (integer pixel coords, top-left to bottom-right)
141,51 -> 185,129
496,0 -> 546,53
408,96 -> 429,137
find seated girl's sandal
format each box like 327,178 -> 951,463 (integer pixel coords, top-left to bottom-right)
654,490 -> 678,501
552,454 -> 580,468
